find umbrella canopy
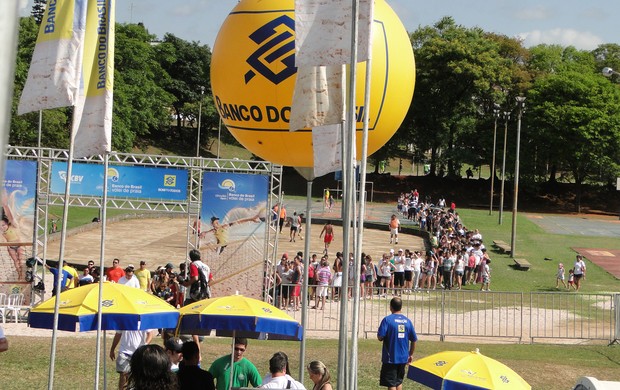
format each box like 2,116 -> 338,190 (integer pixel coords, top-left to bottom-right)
178,294 -> 302,340
29,282 -> 179,331
408,349 -> 531,390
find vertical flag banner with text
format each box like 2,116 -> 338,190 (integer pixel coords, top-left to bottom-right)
294,0 -> 373,67
293,0 -> 374,176
18,0 -> 87,115
289,64 -> 345,131
71,0 -> 114,158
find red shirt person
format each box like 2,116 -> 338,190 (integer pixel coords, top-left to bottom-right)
106,258 -> 125,283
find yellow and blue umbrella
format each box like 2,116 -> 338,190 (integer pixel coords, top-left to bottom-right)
408,349 -> 531,390
178,294 -> 302,390
29,282 -> 179,331
177,293 -> 302,339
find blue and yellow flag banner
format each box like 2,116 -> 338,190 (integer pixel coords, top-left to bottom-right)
18,0 -> 87,114
71,0 -> 114,158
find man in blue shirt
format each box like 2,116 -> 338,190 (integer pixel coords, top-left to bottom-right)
377,297 -> 417,390
45,262 -> 73,296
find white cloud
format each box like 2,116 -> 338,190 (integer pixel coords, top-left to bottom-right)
518,28 -> 603,50
515,6 -> 552,21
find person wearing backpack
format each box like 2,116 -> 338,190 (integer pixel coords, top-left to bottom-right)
182,249 -> 212,306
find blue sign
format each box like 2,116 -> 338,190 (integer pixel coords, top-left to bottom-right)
50,162 -> 188,201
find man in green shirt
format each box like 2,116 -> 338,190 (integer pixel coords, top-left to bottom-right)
209,337 -> 262,390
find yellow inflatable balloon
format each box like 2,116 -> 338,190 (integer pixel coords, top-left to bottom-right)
211,0 -> 415,167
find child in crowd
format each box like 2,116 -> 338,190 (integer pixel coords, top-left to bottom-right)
555,263 -> 567,289
567,268 -> 576,290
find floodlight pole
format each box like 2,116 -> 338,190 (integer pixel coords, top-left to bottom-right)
195,86 -> 205,157
498,111 -> 510,225
489,107 -> 500,215
510,97 -> 526,258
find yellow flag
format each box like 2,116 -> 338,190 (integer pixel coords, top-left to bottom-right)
18,0 -> 87,114
71,0 -> 114,158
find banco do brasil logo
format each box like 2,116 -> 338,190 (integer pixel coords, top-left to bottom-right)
244,15 -> 296,85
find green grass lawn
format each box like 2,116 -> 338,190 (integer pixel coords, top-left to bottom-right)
454,208 -> 619,293
1,336 -> 617,390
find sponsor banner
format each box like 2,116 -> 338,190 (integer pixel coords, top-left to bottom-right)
50,162 -> 188,200
1,160 -> 37,282
71,0 -> 114,158
18,0 -> 87,114
200,172 -> 268,298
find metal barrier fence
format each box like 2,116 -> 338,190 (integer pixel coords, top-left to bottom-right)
279,285 -> 618,344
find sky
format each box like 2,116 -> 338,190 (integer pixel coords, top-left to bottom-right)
20,0 -> 617,50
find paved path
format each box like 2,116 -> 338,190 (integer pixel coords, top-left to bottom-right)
527,214 -> 620,237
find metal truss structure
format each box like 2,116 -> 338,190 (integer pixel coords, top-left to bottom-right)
5,145 -> 283,304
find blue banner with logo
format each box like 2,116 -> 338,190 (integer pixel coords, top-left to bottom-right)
2,160 -> 37,282
50,162 -> 188,201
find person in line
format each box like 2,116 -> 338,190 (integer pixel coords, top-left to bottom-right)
209,337 -> 262,390
106,258 -> 125,283
307,360 -> 332,390
78,267 -> 94,286
126,344 -> 177,390
44,261 -> 73,296
110,329 -> 156,390
319,221 -> 334,254
313,258 -> 332,310
0,325 -> 8,352
377,297 -> 417,390
63,262 -> 79,289
119,265 -> 140,289
164,337 -> 184,372
135,260 -> 152,292
177,341 -> 215,390
260,352 -> 305,389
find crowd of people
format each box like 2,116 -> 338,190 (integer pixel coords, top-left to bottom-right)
118,332 -> 333,390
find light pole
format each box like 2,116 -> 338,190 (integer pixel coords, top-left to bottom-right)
489,107 -> 500,215
510,96 -> 526,258
195,86 -> 205,157
498,111 -> 510,224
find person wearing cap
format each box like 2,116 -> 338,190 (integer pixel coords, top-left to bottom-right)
119,265 -> 140,289
165,262 -> 175,277
164,337 -> 184,372
135,261 -> 151,292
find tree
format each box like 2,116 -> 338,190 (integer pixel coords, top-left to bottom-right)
153,33 -> 214,147
112,23 -> 175,151
527,65 -> 620,212
407,17 -> 522,177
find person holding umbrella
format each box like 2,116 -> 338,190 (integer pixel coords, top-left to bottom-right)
377,297 -> 417,390
208,337 -> 262,390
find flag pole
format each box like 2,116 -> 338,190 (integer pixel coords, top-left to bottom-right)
349,46 -> 373,390
94,152 -> 110,390
337,0 -> 360,388
0,0 -> 19,181
48,136 -> 77,390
